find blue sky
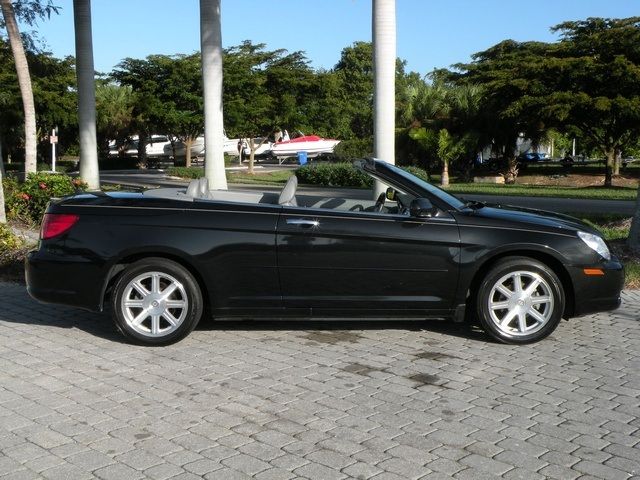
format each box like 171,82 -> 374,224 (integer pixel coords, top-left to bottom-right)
31,0 -> 639,76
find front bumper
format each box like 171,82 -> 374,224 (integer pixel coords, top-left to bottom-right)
26,249 -> 105,312
568,257 -> 624,317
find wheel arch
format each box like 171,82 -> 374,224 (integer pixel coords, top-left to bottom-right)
464,249 -> 576,319
100,251 -> 211,314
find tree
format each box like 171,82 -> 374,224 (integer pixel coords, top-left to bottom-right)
112,56 -> 170,165
73,0 -> 99,189
0,38 -> 77,164
95,82 -> 133,156
223,41 -> 303,173
404,80 -> 482,186
450,40 -> 554,183
163,54 -> 204,168
113,54 -> 206,167
454,18 -> 640,187
545,18 -> 640,186
0,0 -> 58,174
200,0 -> 226,190
335,41 -> 374,139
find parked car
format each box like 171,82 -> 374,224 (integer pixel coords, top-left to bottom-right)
26,158 -> 623,346
517,152 -> 548,163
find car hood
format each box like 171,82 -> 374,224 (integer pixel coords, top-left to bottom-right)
463,202 -> 602,236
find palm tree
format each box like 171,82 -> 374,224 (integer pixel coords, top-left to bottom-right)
0,142 -> 6,223
372,0 -> 396,196
0,0 -> 37,174
200,0 -> 227,190
73,0 -> 99,189
629,185 -> 640,253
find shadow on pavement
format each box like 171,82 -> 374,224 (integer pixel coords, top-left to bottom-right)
198,317 -> 495,344
1,285 -> 125,343
4,283 -> 495,345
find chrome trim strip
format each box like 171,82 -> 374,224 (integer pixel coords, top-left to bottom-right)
459,223 -> 576,238
281,211 -> 457,224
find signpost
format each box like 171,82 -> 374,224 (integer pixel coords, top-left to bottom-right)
50,128 -> 58,172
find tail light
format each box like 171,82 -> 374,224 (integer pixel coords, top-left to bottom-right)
41,213 -> 80,240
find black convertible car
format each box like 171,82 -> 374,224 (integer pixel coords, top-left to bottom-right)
26,158 -> 624,346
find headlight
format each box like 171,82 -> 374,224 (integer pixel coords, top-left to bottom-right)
577,231 -> 611,260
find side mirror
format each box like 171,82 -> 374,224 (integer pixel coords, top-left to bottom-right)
410,198 -> 438,218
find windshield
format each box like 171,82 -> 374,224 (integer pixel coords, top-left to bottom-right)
383,162 -> 466,210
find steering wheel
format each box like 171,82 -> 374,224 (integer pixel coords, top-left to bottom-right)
373,192 -> 386,213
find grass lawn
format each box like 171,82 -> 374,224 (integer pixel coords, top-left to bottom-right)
444,183 -> 638,201
576,214 -> 640,289
228,170 -> 292,185
166,166 -> 293,186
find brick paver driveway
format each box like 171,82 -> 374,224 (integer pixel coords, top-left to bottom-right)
0,282 -> 639,480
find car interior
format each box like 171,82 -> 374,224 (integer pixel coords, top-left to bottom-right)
144,175 -> 415,215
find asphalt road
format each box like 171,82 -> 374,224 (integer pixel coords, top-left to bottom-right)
100,171 -> 637,215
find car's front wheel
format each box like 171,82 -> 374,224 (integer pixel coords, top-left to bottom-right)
111,258 -> 203,346
476,257 -> 565,344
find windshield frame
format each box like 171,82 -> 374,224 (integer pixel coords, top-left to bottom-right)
356,158 -> 466,211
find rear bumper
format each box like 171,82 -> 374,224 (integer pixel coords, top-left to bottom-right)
568,257 -> 624,317
26,249 -> 105,312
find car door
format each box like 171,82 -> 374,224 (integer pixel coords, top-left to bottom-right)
180,200 -> 282,316
276,206 -> 460,316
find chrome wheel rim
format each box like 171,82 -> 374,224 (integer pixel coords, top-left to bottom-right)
487,270 -> 554,337
121,272 -> 188,337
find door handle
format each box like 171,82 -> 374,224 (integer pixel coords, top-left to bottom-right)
286,218 -> 319,228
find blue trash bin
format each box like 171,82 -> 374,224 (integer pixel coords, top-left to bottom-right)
297,151 -> 308,165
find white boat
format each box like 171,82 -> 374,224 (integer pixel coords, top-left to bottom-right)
270,134 -> 340,159
242,137 -> 273,157
109,135 -> 172,158
165,135 -> 242,159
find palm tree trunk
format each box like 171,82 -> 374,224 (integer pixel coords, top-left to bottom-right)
185,137 -> 193,168
372,0 -> 396,198
613,148 -> 621,176
441,160 -> 449,187
200,0 -> 227,190
604,147 -> 615,188
73,0 -> 100,189
0,139 -> 6,223
248,137 -> 255,175
628,184 -> 640,253
1,0 -> 37,175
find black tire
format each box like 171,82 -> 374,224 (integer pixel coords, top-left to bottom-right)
111,258 -> 203,346
476,256 -> 564,344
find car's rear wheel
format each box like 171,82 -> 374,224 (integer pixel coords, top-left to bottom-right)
476,257 -> 564,344
111,258 -> 203,345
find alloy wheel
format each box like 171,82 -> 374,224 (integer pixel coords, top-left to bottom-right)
487,270 -> 555,337
120,271 -> 189,337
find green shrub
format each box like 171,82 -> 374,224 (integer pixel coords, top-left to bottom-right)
3,160 -> 79,174
166,166 -> 204,179
4,173 -> 86,225
0,223 -> 22,253
402,165 -> 430,181
296,162 -> 373,188
296,162 -> 431,189
333,138 -> 373,161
